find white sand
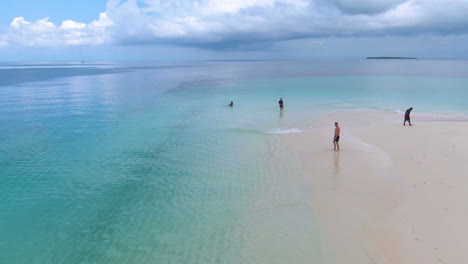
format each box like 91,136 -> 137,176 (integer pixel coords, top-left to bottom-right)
284,111 -> 468,264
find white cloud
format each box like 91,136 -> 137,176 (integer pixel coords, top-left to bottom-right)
0,35 -> 7,47
91,12 -> 113,28
61,20 -> 86,30
10,17 -> 29,28
1,0 -> 468,49
4,13 -> 112,47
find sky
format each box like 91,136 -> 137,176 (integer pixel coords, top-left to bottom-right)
1,0 -> 468,61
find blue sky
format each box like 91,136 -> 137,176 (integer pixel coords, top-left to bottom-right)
1,0 -> 468,61
0,0 -> 106,25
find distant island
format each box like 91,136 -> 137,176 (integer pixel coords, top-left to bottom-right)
366,57 -> 418,59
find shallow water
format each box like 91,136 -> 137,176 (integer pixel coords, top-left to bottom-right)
1,60 -> 468,263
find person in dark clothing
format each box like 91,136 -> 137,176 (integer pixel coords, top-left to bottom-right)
404,107 -> 413,126
229,101 -> 234,107
333,122 -> 341,151
278,98 -> 284,111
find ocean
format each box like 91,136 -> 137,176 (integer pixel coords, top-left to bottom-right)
1,60 -> 468,263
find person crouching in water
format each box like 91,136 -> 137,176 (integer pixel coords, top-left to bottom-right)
404,107 -> 413,126
278,98 -> 284,111
333,122 -> 340,151
229,101 -> 234,107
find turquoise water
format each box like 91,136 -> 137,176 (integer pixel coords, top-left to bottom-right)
1,60 -> 468,263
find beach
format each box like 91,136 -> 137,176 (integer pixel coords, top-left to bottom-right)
284,111 -> 468,264
3,0 -> 468,260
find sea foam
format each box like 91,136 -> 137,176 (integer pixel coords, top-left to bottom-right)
263,128 -> 302,134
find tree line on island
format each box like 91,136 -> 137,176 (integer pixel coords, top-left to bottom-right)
366,57 -> 418,59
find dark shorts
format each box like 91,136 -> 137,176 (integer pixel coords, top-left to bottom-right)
405,115 -> 410,121
334,136 -> 340,142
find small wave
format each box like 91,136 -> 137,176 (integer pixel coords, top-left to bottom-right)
392,109 -> 404,113
263,128 -> 302,134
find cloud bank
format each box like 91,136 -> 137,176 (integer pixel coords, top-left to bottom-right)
1,0 -> 468,49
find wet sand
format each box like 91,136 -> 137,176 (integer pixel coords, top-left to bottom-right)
284,111 -> 468,264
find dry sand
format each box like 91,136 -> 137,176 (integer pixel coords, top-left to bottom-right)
284,111 -> 468,264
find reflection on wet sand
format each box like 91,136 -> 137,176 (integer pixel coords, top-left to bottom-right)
333,151 -> 340,176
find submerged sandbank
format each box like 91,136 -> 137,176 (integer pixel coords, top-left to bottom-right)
283,111 -> 468,264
